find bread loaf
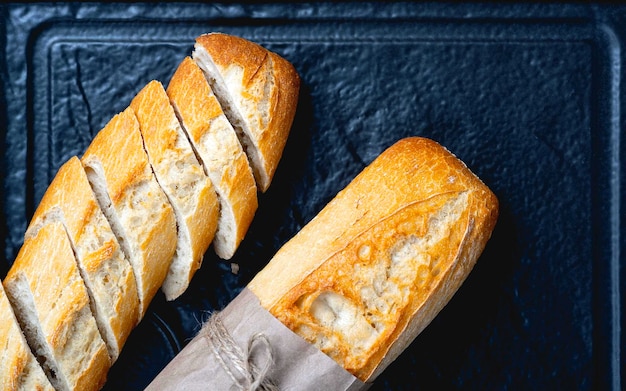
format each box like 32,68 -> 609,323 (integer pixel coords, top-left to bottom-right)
1,32 -> 299,390
248,137 -> 498,382
0,281 -> 54,390
81,107 -> 177,317
130,80 -> 219,300
24,156 -> 140,362
193,32 -> 300,192
167,56 -> 258,260
3,221 -> 111,391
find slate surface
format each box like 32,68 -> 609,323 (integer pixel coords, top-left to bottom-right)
0,3 -> 623,390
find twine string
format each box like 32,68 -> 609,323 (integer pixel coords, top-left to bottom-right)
203,312 -> 278,391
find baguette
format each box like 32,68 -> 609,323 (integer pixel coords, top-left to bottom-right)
81,107 -> 177,317
167,56 -> 258,260
25,156 -> 140,362
3,221 -> 110,391
248,137 -> 499,382
130,80 -> 219,300
0,281 -> 54,390
193,32 -> 300,192
1,32 -> 300,390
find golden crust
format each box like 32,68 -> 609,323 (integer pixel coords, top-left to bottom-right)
5,222 -> 111,391
248,137 -> 498,381
265,51 -> 300,181
168,57 -> 224,131
130,80 -> 219,299
196,33 -> 268,84
130,81 -> 177,161
82,109 -> 150,206
167,56 -> 258,259
195,33 -> 300,192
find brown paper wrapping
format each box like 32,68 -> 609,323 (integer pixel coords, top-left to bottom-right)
146,288 -> 369,390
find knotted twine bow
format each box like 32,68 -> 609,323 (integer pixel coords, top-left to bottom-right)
202,311 -> 278,391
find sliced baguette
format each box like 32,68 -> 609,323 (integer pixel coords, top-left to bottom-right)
25,156 -> 140,362
3,220 -> 111,391
248,137 -> 499,382
167,56 -> 258,260
81,108 -> 177,317
0,281 -> 54,390
130,80 -> 219,300
193,32 -> 300,192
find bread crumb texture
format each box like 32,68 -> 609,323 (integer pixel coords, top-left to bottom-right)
271,190 -> 472,380
118,179 -> 170,251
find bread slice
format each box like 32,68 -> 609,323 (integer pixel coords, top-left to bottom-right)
25,156 -> 140,363
81,108 -> 177,317
130,80 -> 219,300
3,221 -> 111,391
0,280 -> 54,390
192,32 -> 300,192
167,56 -> 258,260
248,137 -> 499,382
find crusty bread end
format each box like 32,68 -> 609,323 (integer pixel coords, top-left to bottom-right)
193,32 -> 300,192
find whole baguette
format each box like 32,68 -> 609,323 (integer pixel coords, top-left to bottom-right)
25,156 -> 140,362
0,281 -> 54,390
82,107 -> 177,317
130,80 -> 219,300
167,56 -> 258,260
193,32 -> 300,192
3,221 -> 110,391
248,137 -> 498,381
